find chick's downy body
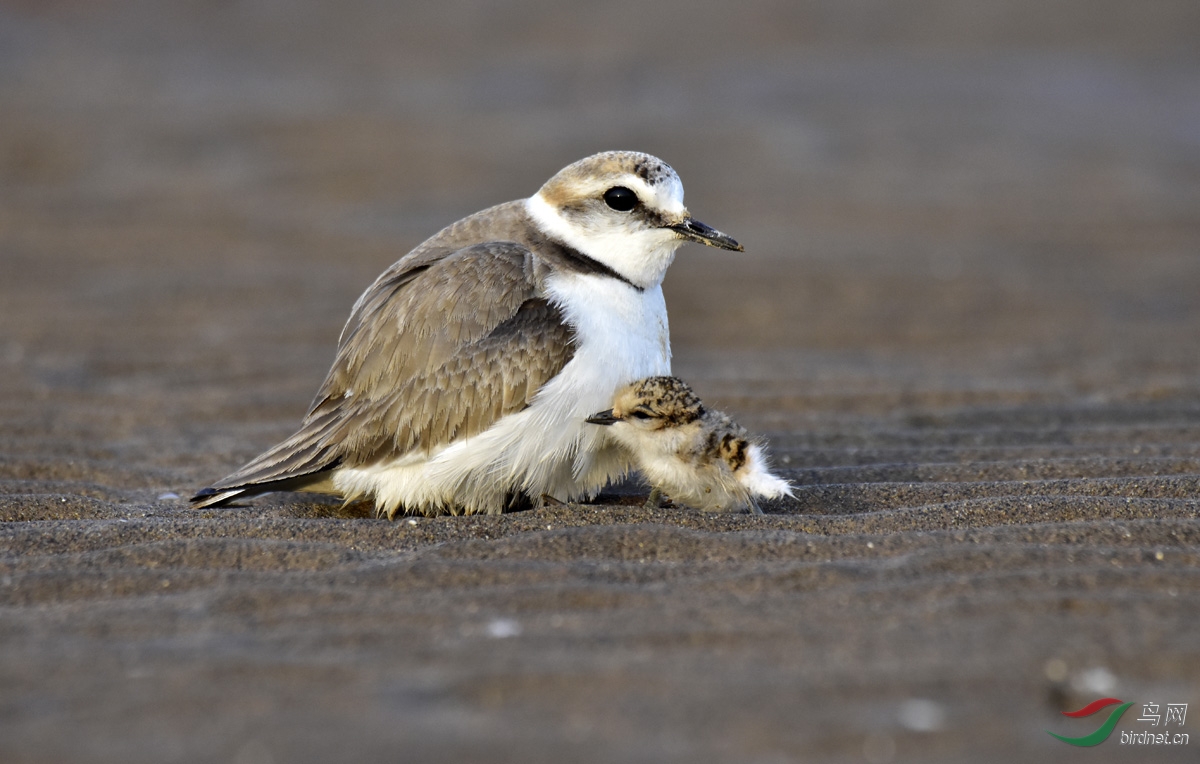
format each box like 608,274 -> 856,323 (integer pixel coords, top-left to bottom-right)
587,376 -> 793,513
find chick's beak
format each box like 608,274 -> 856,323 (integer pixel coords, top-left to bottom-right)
666,218 -> 743,251
586,409 -> 619,426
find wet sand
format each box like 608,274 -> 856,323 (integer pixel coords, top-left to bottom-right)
2,2 -> 1199,762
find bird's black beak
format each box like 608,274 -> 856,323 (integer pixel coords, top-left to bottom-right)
666,218 -> 743,252
586,409 -> 619,426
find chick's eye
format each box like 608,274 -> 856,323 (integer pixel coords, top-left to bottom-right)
603,186 -> 639,212
630,410 -> 653,420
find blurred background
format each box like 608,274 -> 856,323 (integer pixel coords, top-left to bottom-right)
5,0 -> 1199,414
3,2 -> 1200,763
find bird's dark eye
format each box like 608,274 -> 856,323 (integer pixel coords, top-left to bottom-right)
631,409 -> 653,420
603,186 -> 639,212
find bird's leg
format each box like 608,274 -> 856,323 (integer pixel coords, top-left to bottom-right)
541,493 -> 567,507
747,497 -> 764,516
644,487 -> 664,509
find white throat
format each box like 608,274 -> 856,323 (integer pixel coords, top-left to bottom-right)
525,195 -> 683,289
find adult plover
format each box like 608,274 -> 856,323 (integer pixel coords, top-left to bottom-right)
192,151 -> 742,517
586,376 -> 793,514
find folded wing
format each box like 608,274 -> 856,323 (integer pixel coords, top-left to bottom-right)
192,242 -> 574,507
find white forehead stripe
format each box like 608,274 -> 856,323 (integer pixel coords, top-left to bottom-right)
651,173 -> 685,214
655,168 -> 685,205
621,173 -> 686,217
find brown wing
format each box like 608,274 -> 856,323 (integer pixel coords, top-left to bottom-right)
200,241 -> 575,495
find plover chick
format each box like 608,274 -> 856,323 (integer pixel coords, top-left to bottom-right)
192,151 -> 742,518
586,376 -> 793,514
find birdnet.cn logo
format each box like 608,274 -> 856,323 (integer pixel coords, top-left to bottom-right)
1047,698 -> 1189,747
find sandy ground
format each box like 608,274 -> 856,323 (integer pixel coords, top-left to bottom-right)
2,2 -> 1199,762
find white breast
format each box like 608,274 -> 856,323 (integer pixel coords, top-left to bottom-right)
547,270 -> 672,386
485,271 -> 673,491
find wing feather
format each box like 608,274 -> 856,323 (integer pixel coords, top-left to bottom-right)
198,241 -> 574,498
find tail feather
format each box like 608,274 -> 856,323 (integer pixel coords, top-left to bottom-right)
189,471 -> 338,508
191,412 -> 346,508
190,486 -> 247,509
